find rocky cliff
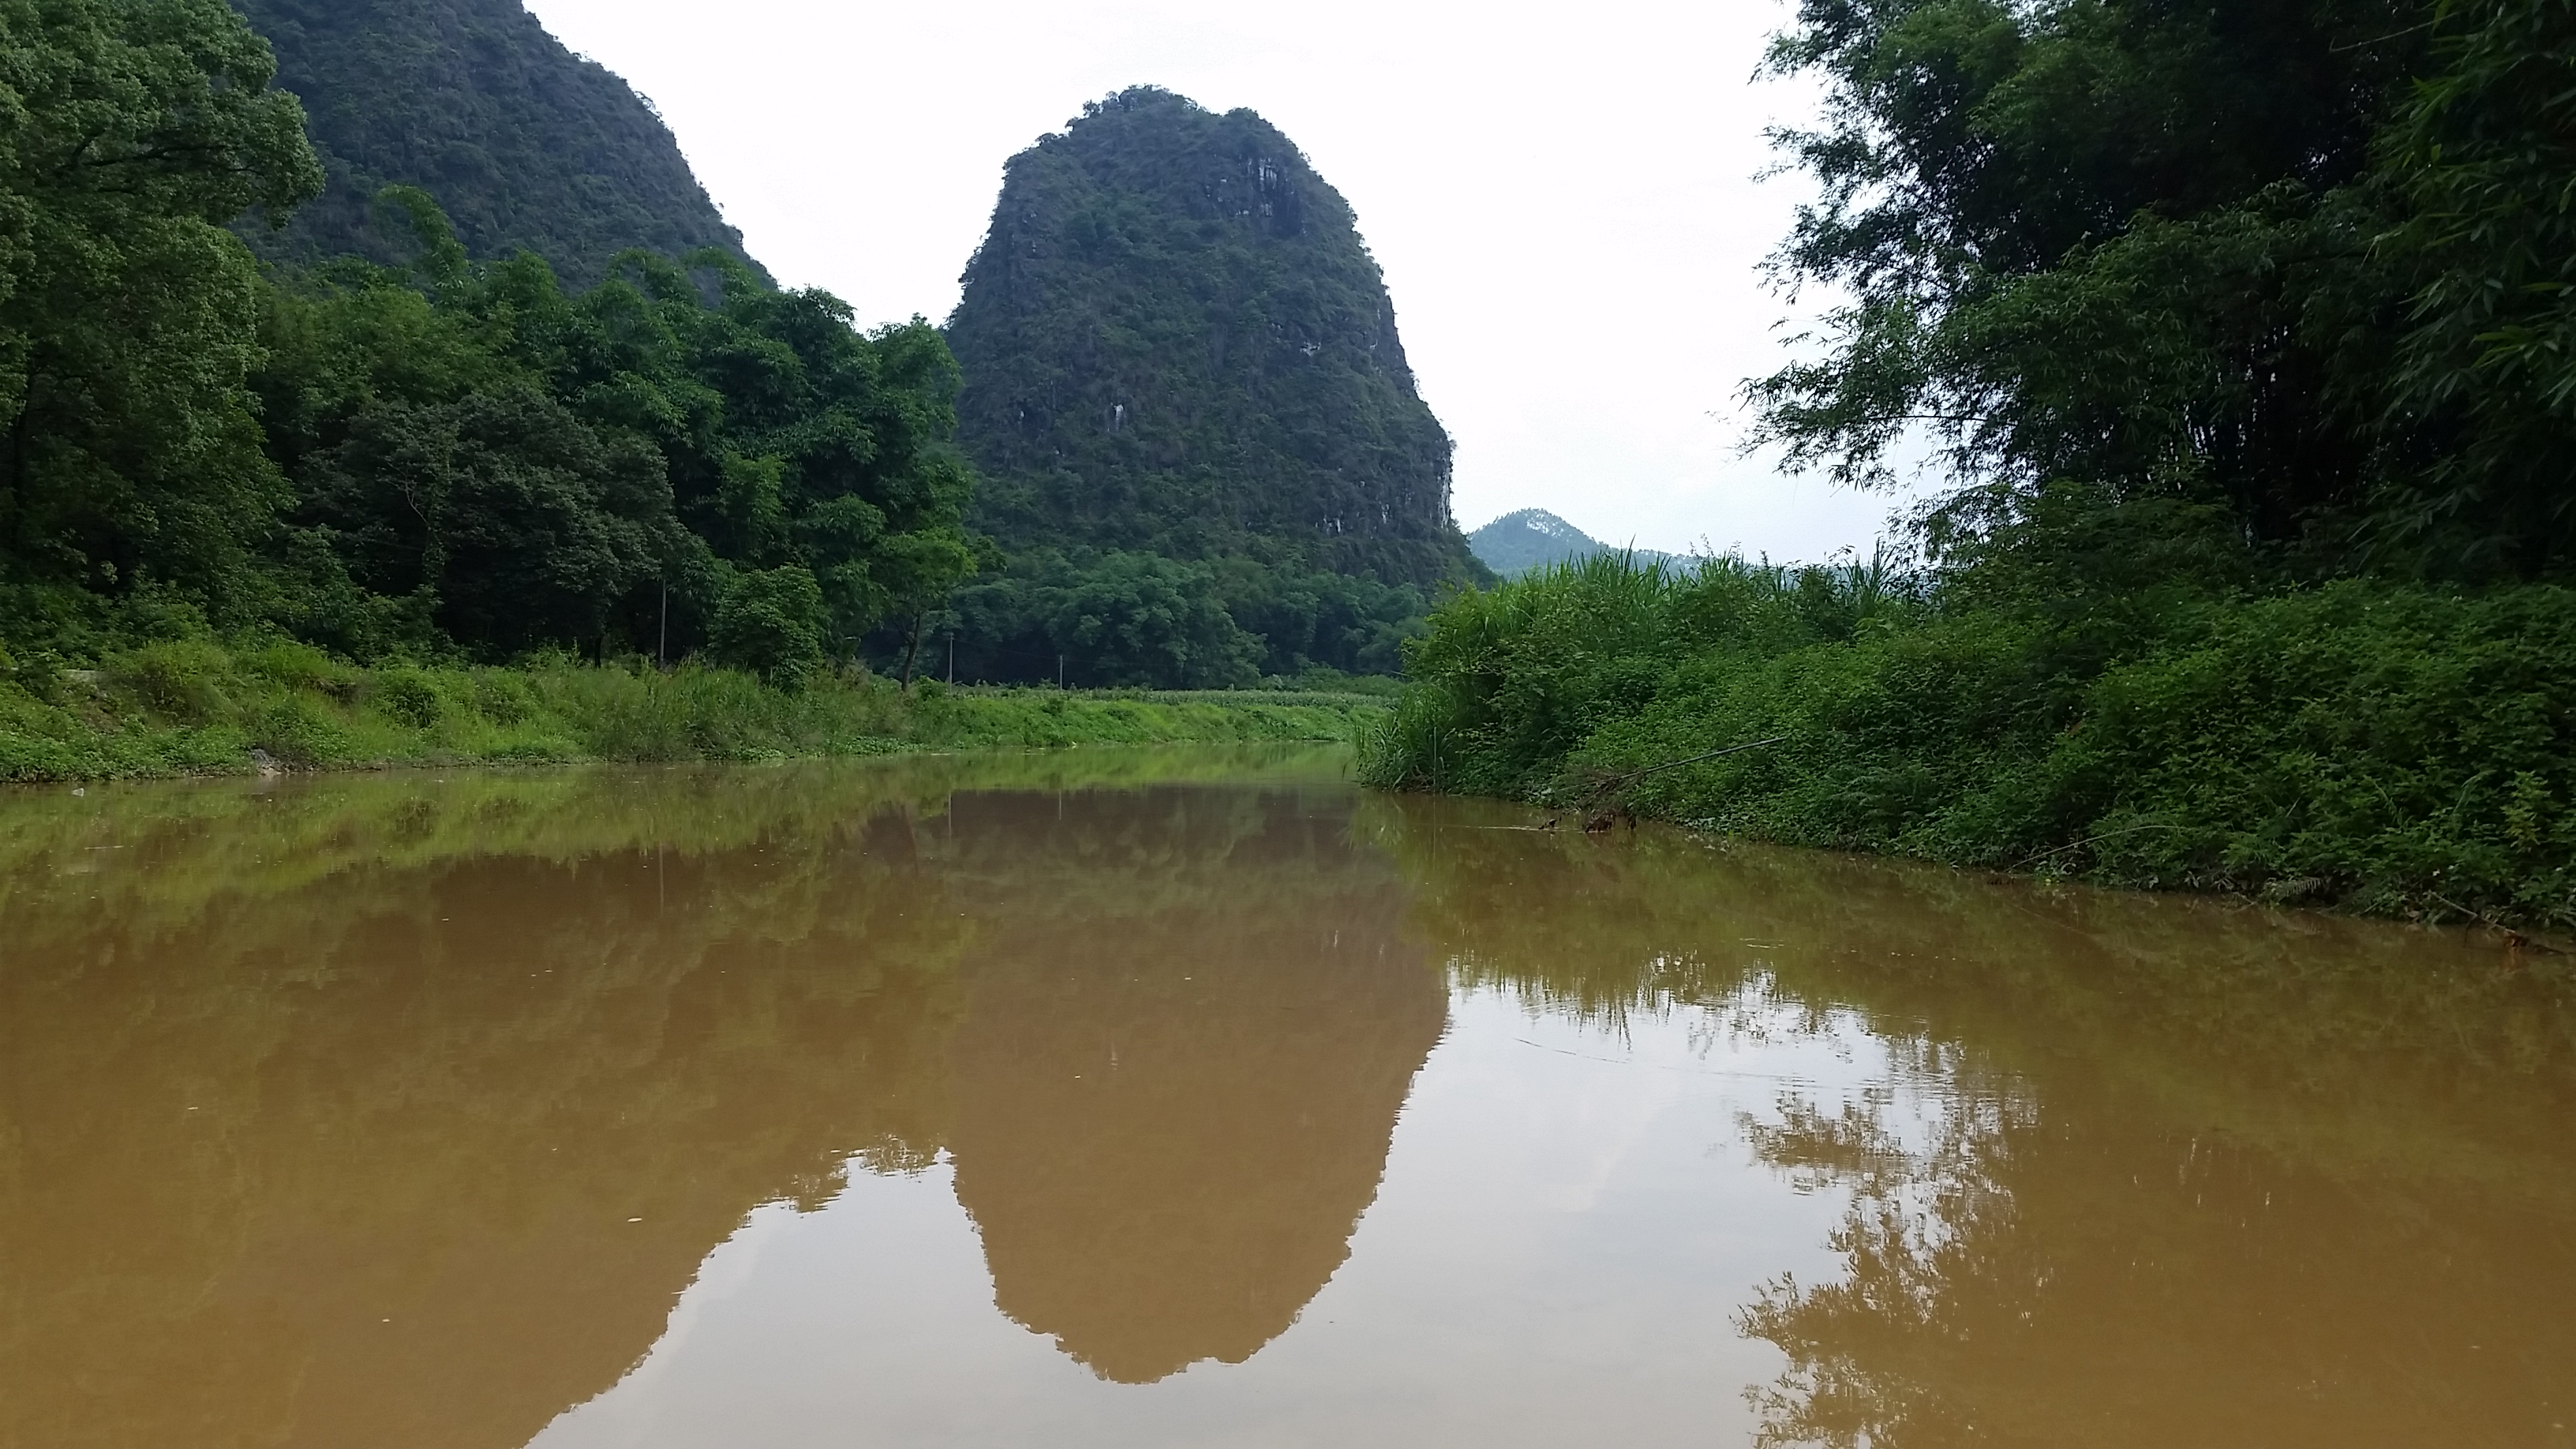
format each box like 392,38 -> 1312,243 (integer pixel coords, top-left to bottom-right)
945,88 -> 1477,590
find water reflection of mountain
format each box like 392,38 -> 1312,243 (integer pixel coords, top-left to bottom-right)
1366,794 -> 2576,1449
0,750 -> 1407,1444
0,803 -> 972,1448
6,759 -> 1357,1448
940,785 -> 1447,1384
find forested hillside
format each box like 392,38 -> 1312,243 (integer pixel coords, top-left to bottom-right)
0,0 -> 977,732
1371,0 -> 2576,928
226,0 -> 759,285
940,88 -> 1486,687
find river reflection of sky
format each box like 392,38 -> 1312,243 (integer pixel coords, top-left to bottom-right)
535,987 -> 1866,1447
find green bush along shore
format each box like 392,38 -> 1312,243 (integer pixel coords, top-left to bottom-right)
1361,554 -> 2576,930
0,639 -> 1378,782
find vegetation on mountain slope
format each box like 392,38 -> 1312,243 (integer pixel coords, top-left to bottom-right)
225,0 -> 759,286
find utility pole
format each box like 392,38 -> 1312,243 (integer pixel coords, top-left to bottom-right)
657,580 -> 668,671
1058,653 -> 1065,690
947,630 -> 956,685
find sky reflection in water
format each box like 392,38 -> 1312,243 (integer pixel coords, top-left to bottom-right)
1,748 -> 2570,1447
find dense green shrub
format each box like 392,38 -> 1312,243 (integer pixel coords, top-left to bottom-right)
373,668 -> 444,728
1366,556 -> 2576,928
109,641 -> 240,723
253,696 -> 352,766
708,566 -> 829,685
472,672 -> 533,724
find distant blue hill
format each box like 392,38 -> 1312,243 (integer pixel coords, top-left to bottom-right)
1466,509 -> 1679,578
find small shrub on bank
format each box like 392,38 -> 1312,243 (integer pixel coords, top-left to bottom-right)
374,669 -> 445,728
255,696 -> 354,766
109,641 -> 238,723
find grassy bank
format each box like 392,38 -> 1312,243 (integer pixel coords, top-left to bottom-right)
0,638 -> 1380,782
1359,555 -> 2576,930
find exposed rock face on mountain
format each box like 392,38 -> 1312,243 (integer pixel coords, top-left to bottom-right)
228,0 -> 761,285
1468,507 -> 1679,578
945,88 -> 1479,590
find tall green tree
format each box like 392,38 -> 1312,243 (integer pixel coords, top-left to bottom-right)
255,202 -> 979,665
1745,0 -> 2487,571
0,0 -> 320,618
546,253 -> 980,666
2376,0 -> 2576,572
298,386 -> 672,653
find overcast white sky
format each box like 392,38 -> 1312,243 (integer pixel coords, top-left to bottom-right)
522,0 -> 1913,560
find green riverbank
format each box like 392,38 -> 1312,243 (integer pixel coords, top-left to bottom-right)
0,639 -> 1382,783
1360,556 -> 2576,933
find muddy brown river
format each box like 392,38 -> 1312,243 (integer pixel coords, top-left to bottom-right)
1,747 -> 2570,1447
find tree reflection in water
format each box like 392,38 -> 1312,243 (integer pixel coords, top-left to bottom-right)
1367,793 -> 2576,1448
0,763 -> 985,1447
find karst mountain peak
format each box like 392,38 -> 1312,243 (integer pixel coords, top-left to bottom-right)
945,87 -> 1481,593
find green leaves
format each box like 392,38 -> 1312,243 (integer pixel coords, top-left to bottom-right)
708,564 -> 826,685
300,387 -> 671,653
1750,0 -> 2533,573
0,0 -> 320,616
944,550 -> 1428,687
0,0 -> 321,227
1043,552 -> 1261,690
2374,0 -> 2576,572
241,213 -> 980,666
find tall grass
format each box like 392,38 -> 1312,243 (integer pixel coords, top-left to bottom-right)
1358,550 -> 1916,795
1365,552 -> 2576,929
0,642 -> 1381,783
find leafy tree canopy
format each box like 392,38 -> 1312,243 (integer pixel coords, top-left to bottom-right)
0,0 -> 320,616
256,201 -> 979,670
1751,0 -> 2576,581
942,548 -> 1434,689
0,1 -> 977,680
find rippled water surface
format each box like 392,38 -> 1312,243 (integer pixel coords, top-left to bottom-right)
2,747 -> 2571,1447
